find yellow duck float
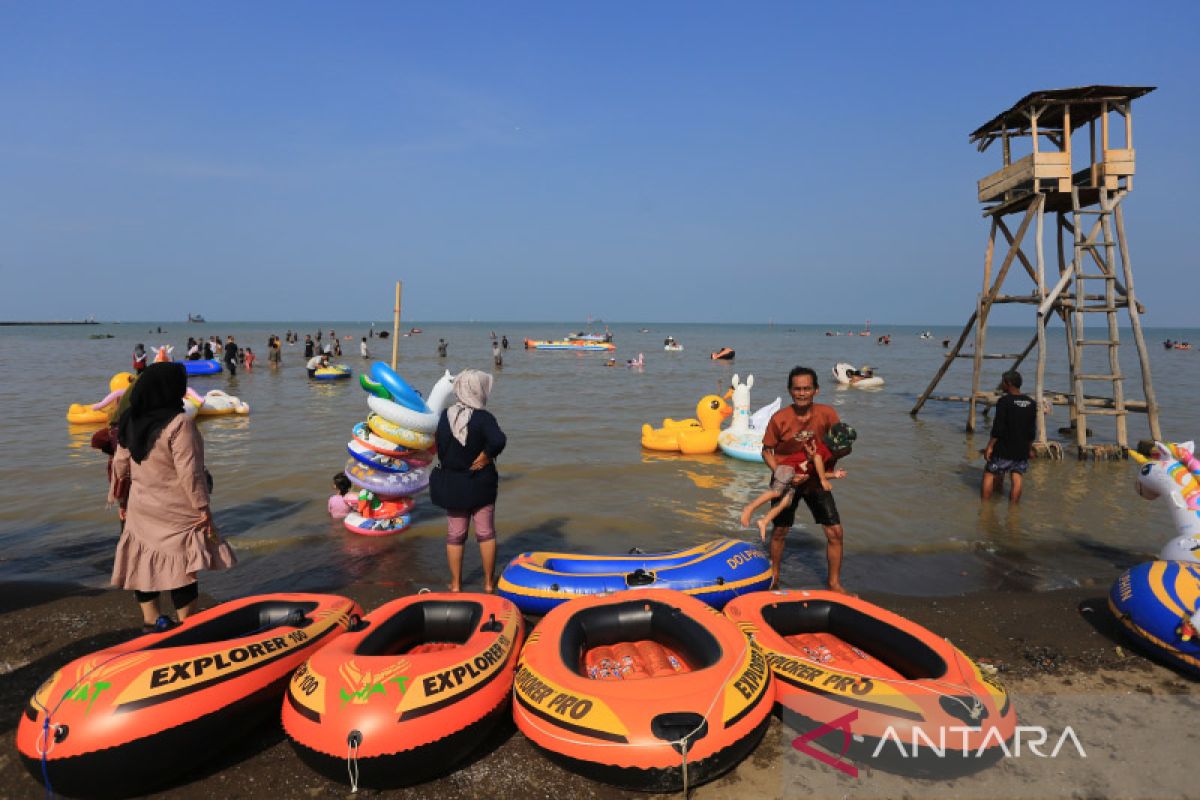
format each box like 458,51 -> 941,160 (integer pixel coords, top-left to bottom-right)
641,394 -> 732,454
66,372 -> 136,425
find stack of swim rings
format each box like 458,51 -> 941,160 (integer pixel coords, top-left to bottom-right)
341,362 -> 446,536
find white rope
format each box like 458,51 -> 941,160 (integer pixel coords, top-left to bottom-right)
679,736 -> 690,797
346,737 -> 360,793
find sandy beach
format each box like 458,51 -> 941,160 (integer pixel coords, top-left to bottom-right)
3,580 -> 1196,800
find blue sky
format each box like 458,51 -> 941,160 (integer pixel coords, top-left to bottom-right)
2,2 -> 1196,324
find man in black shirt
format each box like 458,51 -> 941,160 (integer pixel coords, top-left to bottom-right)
982,369 -> 1037,503
223,335 -> 239,376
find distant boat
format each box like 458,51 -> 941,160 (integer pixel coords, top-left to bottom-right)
188,313 -> 206,323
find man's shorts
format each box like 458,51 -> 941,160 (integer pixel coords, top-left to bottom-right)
986,457 -> 1029,475
771,485 -> 840,529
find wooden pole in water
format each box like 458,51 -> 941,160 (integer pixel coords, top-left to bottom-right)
391,281 -> 402,370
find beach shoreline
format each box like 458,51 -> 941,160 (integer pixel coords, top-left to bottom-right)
3,580 -> 1196,799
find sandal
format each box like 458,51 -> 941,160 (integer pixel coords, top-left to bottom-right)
141,615 -> 177,634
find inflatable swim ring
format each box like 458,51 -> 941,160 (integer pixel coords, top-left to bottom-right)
513,588 -> 772,792
366,370 -> 457,435
497,538 -> 772,616
725,590 -> 1016,772
16,593 -> 359,797
833,362 -> 884,388
343,511 -> 413,536
1109,560 -> 1200,678
347,440 -> 411,473
283,593 -> 524,788
370,362 -> 429,412
345,459 -> 431,498
367,413 -> 435,451
367,395 -> 440,435
355,494 -> 416,520
180,359 -> 222,376
312,365 -> 352,380
359,374 -> 391,399
351,422 -> 417,459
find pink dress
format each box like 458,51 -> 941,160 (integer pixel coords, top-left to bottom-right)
110,415 -> 235,591
328,493 -> 356,519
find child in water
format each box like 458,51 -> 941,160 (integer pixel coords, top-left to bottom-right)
243,347 -> 256,371
740,431 -> 843,542
328,473 -> 357,519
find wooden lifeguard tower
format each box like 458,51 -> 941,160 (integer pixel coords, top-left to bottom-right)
911,86 -> 1162,458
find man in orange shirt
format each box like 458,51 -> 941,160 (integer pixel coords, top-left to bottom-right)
761,366 -> 849,593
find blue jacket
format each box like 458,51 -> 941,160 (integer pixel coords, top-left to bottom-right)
429,408 -> 507,511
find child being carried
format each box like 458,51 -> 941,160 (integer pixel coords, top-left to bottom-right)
740,430 -> 846,542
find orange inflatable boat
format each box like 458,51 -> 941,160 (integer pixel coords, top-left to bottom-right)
513,589 -> 772,792
724,590 -> 1016,774
283,593 -> 525,788
16,594 -> 359,797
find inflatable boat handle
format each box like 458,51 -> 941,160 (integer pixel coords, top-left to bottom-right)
625,568 -> 656,587
258,606 -> 311,629
479,613 -> 503,634
650,712 -> 709,753
284,608 -> 310,627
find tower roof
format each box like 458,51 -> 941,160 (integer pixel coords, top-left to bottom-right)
970,85 -> 1155,151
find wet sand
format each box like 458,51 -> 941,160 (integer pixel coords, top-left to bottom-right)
2,581 -> 1197,799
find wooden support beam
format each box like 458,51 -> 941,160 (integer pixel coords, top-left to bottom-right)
996,217 -> 1040,283
390,281 -> 403,369
954,353 -> 1027,359
927,392 -> 1149,412
1034,194 -> 1049,444
1114,202 -> 1162,441
969,201 -> 1038,431
911,309 -> 977,416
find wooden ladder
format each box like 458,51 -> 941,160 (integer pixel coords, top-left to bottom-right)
1064,187 -> 1127,449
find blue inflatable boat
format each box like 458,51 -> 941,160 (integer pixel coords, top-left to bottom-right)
497,538 -> 772,615
1109,560 -> 1200,678
180,359 -> 222,376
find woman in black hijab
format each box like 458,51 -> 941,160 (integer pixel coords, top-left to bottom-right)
110,363 -> 235,632
118,362 -> 187,462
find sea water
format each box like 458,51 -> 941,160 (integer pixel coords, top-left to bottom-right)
1,321 -> 1197,598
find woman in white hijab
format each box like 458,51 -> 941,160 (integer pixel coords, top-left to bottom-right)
429,369 -> 508,591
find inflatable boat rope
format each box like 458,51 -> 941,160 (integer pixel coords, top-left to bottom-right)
28,609 -> 312,796
515,632 -> 752,795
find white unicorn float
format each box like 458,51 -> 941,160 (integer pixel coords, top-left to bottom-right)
717,374 -> 781,463
833,362 -> 884,388
1130,441 -> 1200,564
185,388 -> 250,417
